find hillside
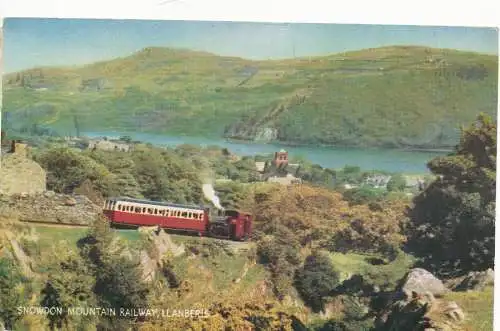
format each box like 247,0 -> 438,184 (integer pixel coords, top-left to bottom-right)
2,45 -> 498,149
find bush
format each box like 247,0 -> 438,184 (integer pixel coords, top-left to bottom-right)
295,250 -> 340,312
257,229 -> 301,300
386,174 -> 406,192
0,258 -> 28,330
34,147 -> 117,196
342,187 -> 386,206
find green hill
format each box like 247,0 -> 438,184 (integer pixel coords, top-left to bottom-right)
2,45 -> 498,149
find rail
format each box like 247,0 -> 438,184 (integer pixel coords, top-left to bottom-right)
19,219 -> 90,229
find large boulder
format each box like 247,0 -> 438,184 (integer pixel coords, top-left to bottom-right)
399,268 -> 448,297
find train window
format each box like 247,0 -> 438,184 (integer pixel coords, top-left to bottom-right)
181,212 -> 187,218
199,213 -> 203,220
188,212 -> 191,219
117,205 -> 121,211
153,209 -> 157,215
135,207 -> 141,213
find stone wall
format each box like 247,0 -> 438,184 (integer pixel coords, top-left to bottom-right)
0,191 -> 102,225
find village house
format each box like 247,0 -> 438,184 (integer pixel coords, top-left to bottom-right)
267,173 -> 302,185
87,139 -> 131,152
364,174 -> 392,188
253,149 -> 302,186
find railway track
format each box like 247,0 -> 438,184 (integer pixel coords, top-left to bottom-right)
19,219 -> 90,229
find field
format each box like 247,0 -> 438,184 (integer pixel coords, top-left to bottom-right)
442,287 -> 494,331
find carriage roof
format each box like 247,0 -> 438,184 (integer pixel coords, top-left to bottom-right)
107,197 -> 206,211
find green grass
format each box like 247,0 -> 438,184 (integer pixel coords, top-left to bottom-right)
329,252 -> 373,281
330,251 -> 415,289
32,226 -> 142,251
441,286 -> 494,331
3,45 -> 497,149
33,226 -> 89,249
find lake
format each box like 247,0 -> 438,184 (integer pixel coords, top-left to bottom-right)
83,131 -> 448,173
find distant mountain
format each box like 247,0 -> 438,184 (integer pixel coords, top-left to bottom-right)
2,45 -> 498,149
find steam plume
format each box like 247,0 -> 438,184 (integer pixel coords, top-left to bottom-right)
202,183 -> 224,211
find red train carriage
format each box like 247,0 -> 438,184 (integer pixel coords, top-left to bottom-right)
102,197 -> 252,241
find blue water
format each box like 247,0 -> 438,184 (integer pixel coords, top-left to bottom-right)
82,131 -> 447,173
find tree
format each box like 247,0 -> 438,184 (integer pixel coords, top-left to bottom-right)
40,248 -> 97,330
131,145 -> 202,203
257,227 -> 302,300
0,258 -> 28,330
342,187 -> 386,207
386,174 -> 407,192
295,250 -> 340,312
78,218 -> 150,329
35,147 -> 117,195
406,113 -> 496,277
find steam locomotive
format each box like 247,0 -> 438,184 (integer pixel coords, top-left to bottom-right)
102,197 -> 253,241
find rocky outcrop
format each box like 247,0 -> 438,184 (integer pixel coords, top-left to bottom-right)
377,291 -> 466,331
138,227 -> 185,282
376,269 -> 466,331
453,268 -> 494,292
0,191 -> 101,225
9,238 -> 34,278
399,268 -> 448,297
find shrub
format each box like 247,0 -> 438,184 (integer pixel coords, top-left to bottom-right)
295,250 -> 340,312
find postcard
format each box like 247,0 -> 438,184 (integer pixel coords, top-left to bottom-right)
0,17 -> 497,331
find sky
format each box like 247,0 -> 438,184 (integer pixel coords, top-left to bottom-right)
3,18 -> 499,73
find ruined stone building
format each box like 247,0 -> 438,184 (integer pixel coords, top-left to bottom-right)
0,141 -> 47,195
